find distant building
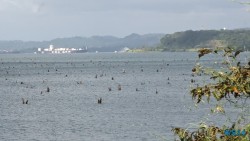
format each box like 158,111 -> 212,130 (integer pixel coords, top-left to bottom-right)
37,45 -> 87,54
119,47 -> 130,53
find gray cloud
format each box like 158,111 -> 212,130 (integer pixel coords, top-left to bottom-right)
0,0 -> 249,41
0,0 -> 44,13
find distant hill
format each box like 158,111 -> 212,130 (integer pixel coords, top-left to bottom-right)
160,29 -> 250,51
0,33 -> 164,53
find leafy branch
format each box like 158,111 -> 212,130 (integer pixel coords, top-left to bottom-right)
172,47 -> 250,141
192,47 -> 250,105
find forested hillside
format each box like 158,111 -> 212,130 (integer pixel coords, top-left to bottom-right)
160,29 -> 250,51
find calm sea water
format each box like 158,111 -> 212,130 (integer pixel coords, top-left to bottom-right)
0,52 -> 249,141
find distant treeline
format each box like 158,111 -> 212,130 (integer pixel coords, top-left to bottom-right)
1,29 -> 250,53
160,29 -> 250,51
0,33 -> 164,53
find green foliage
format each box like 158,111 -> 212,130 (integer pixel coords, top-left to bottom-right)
191,47 -> 250,104
172,122 -> 250,141
231,0 -> 250,5
172,47 -> 250,141
160,29 -> 250,51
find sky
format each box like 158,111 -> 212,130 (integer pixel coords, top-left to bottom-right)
0,0 -> 249,41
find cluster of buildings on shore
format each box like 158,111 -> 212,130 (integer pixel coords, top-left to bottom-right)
1,45 -> 132,54
35,45 -> 87,54
35,45 -> 131,54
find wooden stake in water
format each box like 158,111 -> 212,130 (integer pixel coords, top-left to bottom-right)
118,84 -> 121,91
98,98 -> 102,104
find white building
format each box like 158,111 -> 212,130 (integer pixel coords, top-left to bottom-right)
37,45 -> 87,54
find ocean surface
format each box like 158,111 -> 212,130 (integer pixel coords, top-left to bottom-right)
0,52 -> 249,141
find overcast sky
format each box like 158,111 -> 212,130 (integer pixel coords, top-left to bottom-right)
0,0 -> 249,41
